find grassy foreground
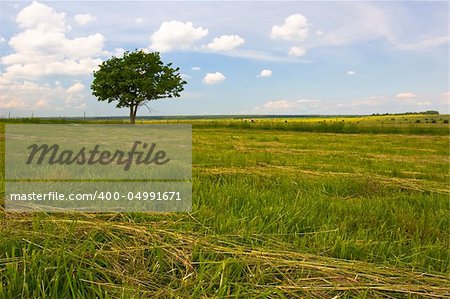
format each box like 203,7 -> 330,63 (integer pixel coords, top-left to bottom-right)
0,115 -> 449,298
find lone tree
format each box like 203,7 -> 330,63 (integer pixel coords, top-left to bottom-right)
91,50 -> 186,124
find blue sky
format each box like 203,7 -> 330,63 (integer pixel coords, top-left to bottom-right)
0,1 -> 448,117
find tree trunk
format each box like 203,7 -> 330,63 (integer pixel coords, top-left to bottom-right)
130,104 -> 135,124
133,105 -> 138,124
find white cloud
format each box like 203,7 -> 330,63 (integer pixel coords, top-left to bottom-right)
396,92 -> 418,99
289,46 -> 306,57
213,49 -> 300,62
0,1 -> 105,80
264,100 -> 296,110
66,82 -> 85,93
310,2 -> 448,51
315,30 -> 324,36
440,92 -> 450,105
340,96 -> 385,107
134,18 -> 144,24
111,48 -> 126,57
262,99 -> 317,110
0,97 -> 29,109
149,20 -> 208,52
202,72 -> 226,85
271,14 -> 309,41
16,1 -> 66,32
392,36 -> 449,50
204,35 -> 245,51
0,37 -> 5,43
73,13 -> 97,26
65,83 -> 86,106
35,98 -> 50,108
0,80 -> 86,110
347,70 -> 356,75
0,2 -> 101,112
258,69 -> 272,78
2,55 -> 103,79
417,101 -> 432,106
191,66 -> 201,71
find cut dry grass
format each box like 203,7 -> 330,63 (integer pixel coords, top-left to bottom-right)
2,212 -> 449,298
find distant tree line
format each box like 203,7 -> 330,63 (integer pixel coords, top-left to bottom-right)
371,110 -> 439,116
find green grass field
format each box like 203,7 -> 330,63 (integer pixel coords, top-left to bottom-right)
0,114 -> 449,298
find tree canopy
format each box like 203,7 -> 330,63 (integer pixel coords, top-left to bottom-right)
91,50 -> 186,123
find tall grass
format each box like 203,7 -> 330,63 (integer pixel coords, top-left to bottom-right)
194,120 -> 450,135
0,117 -> 449,298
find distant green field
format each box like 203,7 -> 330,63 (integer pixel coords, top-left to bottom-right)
0,114 -> 449,298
